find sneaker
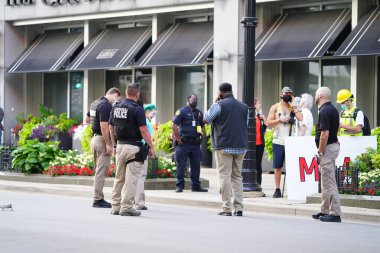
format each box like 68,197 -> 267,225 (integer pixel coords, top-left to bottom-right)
120,209 -> 141,216
320,214 -> 341,223
93,199 -> 112,208
111,210 -> 120,215
234,211 -> 243,216
273,188 -> 282,198
312,212 -> 327,220
191,186 -> 208,192
217,211 -> 232,216
175,187 -> 184,193
136,206 -> 148,210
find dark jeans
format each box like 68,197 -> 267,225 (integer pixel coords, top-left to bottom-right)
256,144 -> 264,185
175,143 -> 202,189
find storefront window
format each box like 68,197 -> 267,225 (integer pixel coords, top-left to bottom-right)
135,69 -> 152,104
70,72 -> 84,122
43,73 -> 68,116
282,60 -> 319,117
106,70 -> 133,98
175,67 -> 206,112
322,59 -> 351,109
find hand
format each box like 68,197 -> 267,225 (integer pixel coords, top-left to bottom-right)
215,96 -> 222,103
339,123 -> 345,129
113,146 -> 117,157
149,148 -> 155,159
105,144 -> 112,156
177,139 -> 183,145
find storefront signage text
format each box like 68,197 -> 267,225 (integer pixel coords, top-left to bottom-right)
6,0 -> 109,7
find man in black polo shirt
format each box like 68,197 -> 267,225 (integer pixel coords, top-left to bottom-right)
109,83 -> 155,216
90,87 -> 121,208
312,87 -> 341,223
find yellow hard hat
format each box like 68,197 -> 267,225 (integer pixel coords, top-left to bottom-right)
336,89 -> 352,103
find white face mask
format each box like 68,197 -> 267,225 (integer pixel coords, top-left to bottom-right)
151,117 -> 156,126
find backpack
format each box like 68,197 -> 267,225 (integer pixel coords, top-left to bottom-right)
340,108 -> 371,136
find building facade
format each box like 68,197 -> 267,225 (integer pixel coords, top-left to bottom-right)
1,0 -> 379,144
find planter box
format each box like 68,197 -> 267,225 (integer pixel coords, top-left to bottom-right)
58,132 -> 72,151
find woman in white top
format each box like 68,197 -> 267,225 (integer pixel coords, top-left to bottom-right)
299,93 -> 314,136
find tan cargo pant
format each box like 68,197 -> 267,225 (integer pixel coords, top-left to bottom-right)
91,135 -> 111,201
320,142 -> 341,216
215,150 -> 245,212
112,144 -> 142,212
135,158 -> 148,209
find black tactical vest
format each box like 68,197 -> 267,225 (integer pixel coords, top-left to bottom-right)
89,97 -> 108,135
111,100 -> 142,142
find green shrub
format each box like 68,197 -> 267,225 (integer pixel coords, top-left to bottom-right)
371,127 -> 380,150
12,140 -> 62,174
352,148 -> 379,173
264,129 -> 273,161
81,125 -> 93,154
56,113 -> 78,132
154,121 -> 173,154
205,124 -> 212,152
18,122 -> 38,146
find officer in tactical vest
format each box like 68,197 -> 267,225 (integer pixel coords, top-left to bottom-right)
172,94 -> 208,193
90,87 -> 121,208
336,89 -> 364,136
109,83 -> 155,217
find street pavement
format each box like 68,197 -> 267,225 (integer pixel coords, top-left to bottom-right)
1,169 -> 380,223
0,191 -> 379,253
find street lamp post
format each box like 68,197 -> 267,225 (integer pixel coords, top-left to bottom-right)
241,0 -> 261,192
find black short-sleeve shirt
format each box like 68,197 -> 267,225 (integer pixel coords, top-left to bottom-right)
98,98 -> 112,123
173,106 -> 204,137
315,102 -> 339,147
109,99 -> 146,127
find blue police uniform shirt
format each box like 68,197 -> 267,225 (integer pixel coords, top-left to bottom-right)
173,106 -> 204,137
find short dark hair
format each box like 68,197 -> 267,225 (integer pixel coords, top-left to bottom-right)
106,87 -> 121,96
186,94 -> 197,100
219,82 -> 232,93
127,83 -> 140,97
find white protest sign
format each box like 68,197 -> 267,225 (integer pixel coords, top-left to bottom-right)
284,136 -> 377,201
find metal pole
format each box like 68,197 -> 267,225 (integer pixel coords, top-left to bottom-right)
241,0 -> 261,191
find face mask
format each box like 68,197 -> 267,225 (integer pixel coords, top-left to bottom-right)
341,104 -> 348,110
282,95 -> 293,103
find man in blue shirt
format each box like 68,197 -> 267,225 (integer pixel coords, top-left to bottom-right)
172,94 -> 208,193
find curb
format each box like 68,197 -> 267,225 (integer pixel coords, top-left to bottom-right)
1,180 -> 380,223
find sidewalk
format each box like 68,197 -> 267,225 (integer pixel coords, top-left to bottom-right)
1,168 -> 380,223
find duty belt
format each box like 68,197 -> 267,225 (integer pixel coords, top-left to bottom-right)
117,140 -> 142,147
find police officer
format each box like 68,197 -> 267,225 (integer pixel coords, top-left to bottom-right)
109,83 -> 155,217
336,89 -> 364,136
172,94 -> 208,193
90,87 -> 121,208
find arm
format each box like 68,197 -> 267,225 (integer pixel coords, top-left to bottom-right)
293,107 -> 303,121
140,125 -> 155,158
299,124 -> 306,136
172,123 -> 183,145
318,130 -> 329,155
100,122 -> 112,155
109,125 -> 117,156
266,104 -> 282,128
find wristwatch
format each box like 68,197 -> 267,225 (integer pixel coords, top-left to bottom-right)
318,150 -> 324,157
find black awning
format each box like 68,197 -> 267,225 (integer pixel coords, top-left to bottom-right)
70,27 -> 151,70
335,7 -> 380,57
137,21 -> 213,67
7,32 -> 83,73
256,9 -> 351,61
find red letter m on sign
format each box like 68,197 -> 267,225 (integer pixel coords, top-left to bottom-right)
299,157 -> 319,182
